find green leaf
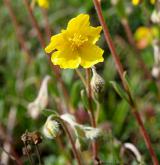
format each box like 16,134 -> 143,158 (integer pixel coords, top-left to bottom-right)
110,81 -> 129,103
42,109 -> 59,117
112,100 -> 129,135
80,89 -> 89,110
70,80 -> 82,108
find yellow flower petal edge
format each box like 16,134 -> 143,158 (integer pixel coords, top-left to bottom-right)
45,14 -> 104,69
132,0 -> 155,5
37,0 -> 49,9
132,0 -> 140,6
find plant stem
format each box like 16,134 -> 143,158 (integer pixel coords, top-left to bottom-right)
23,0 -> 71,112
41,8 -> 52,41
3,0 -> 32,64
76,69 -> 87,89
58,118 -> 83,165
23,0 -> 46,48
92,0 -> 159,164
35,144 -> 42,165
121,18 -> 151,79
86,69 -> 101,165
23,142 -> 33,165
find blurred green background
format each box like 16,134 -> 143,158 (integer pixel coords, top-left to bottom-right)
0,0 -> 160,164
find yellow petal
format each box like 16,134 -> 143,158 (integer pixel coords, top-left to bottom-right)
37,0 -> 49,9
45,33 -> 65,53
150,0 -> 155,4
132,0 -> 140,5
79,44 -> 104,68
67,14 -> 90,32
51,51 -> 81,69
86,26 -> 102,44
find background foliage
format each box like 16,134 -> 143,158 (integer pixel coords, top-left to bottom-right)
0,0 -> 160,164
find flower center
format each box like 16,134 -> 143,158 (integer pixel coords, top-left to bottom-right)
69,33 -> 88,51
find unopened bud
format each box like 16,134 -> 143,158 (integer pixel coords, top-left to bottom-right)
90,66 -> 105,102
43,115 -> 60,139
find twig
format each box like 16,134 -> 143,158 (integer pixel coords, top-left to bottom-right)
92,0 -> 159,164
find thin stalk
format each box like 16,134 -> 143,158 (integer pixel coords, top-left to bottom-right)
121,18 -> 151,79
35,144 -> 42,165
23,0 -> 46,48
41,8 -> 52,41
95,100 -> 100,123
3,0 -> 32,63
23,142 -> 33,165
86,69 -> 100,165
57,118 -> 83,165
92,0 -> 159,164
75,69 -> 87,89
23,0 -> 71,112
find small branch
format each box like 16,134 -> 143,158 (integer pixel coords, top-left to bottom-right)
92,0 -> 159,164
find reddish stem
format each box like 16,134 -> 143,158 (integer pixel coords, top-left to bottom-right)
86,69 -> 100,165
59,119 -> 83,165
23,0 -> 71,112
121,18 -> 151,79
23,0 -> 46,48
41,8 -> 52,41
3,0 -> 32,63
92,0 -> 159,164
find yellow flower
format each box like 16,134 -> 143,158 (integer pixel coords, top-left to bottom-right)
37,0 -> 49,9
132,0 -> 140,5
45,14 -> 104,69
134,26 -> 159,49
132,0 -> 155,5
150,0 -> 155,4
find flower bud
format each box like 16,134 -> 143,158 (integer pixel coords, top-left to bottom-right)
90,66 -> 105,102
43,115 -> 60,139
